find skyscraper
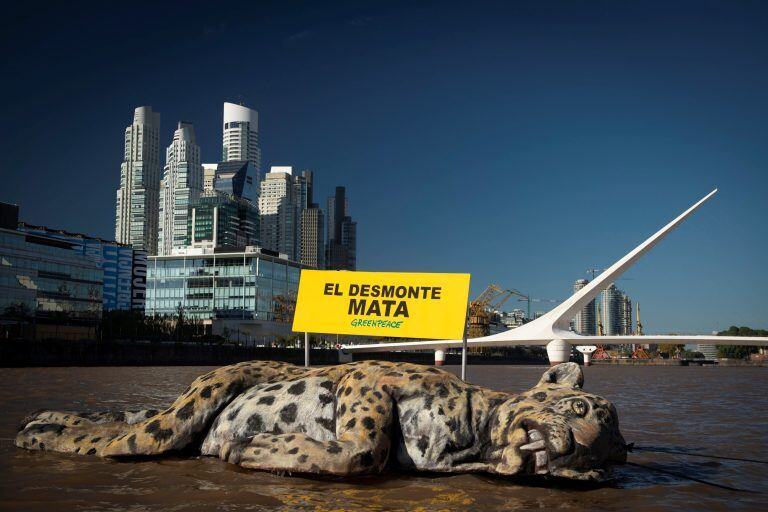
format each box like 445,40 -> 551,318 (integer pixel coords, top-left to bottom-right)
572,279 -> 597,335
214,161 -> 258,203
326,186 -> 357,270
600,284 -> 632,336
300,207 -> 325,268
158,122 -> 202,255
222,102 -> 261,173
258,167 -> 299,260
115,106 -> 161,254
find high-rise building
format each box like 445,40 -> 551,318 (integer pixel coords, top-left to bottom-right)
600,284 -> 632,336
222,102 -> 261,172
214,160 -> 258,203
300,207 -> 325,268
115,106 -> 161,254
572,279 -> 597,335
202,163 -> 218,192
326,186 -> 356,270
187,192 -> 259,250
620,293 -> 633,335
158,122 -> 203,256
258,167 -> 299,260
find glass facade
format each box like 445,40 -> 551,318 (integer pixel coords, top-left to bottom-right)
0,228 -> 103,326
146,250 -> 303,322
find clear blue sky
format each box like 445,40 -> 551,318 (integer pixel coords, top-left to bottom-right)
1,1 -> 766,333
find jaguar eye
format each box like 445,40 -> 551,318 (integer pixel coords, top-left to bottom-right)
571,399 -> 588,417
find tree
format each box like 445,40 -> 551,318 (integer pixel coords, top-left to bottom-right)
716,326 -> 763,359
658,344 -> 684,358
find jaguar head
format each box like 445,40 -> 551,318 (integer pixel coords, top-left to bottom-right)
487,363 -> 627,481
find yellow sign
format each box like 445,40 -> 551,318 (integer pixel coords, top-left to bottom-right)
292,270 -> 471,339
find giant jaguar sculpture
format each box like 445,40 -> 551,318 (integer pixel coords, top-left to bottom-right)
16,360 -> 627,481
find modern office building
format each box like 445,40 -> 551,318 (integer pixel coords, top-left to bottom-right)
115,106 -> 162,254
326,186 -> 356,270
300,207 -> 325,268
572,279 -> 597,335
187,192 -> 259,250
158,122 -> 203,256
18,223 -> 147,312
600,283 -> 631,336
259,167 -> 299,260
1,205 -> 104,340
146,247 -> 308,340
214,160 -> 258,203
222,102 -> 261,172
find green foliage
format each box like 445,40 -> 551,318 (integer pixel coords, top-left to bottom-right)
716,326 -> 764,359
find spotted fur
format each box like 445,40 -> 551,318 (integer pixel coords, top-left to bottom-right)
15,361 -> 626,480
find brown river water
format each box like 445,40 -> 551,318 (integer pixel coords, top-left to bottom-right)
0,364 -> 766,511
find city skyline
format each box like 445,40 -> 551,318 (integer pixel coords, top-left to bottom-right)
2,1 -> 767,333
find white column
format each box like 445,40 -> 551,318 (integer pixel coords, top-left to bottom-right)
546,339 -> 571,366
434,349 -> 445,366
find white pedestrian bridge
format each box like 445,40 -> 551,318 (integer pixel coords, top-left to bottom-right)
343,189 -> 768,367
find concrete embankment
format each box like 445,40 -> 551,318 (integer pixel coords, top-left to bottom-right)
0,340 -> 548,367
591,358 -> 765,367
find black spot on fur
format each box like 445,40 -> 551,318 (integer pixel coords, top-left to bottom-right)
316,417 -> 335,432
298,454 -> 308,463
344,387 -> 352,396
288,381 -> 307,395
338,403 -> 347,416
409,374 -> 423,380
355,450 -> 374,467
287,447 -> 299,454
345,418 -> 356,429
247,413 -> 264,431
318,393 -> 334,405
264,384 -> 283,392
227,406 -> 242,421
176,400 -> 195,421
362,417 -> 375,430
91,437 -> 101,443
359,386 -> 371,395
417,436 -> 429,455
200,386 -> 213,398
280,403 -> 298,424
74,434 -> 87,443
86,447 -> 96,455
532,392 -> 547,402
145,409 -> 159,418
373,391 -> 383,399
353,371 -> 365,380
327,441 -> 342,454
258,395 -> 276,405
319,381 -> 334,391
127,434 -> 137,454
285,434 -> 295,442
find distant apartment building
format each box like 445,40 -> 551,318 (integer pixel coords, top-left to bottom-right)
258,167 -> 299,260
572,279 -> 597,335
600,284 -> 632,336
326,186 -> 356,270
502,309 -> 527,328
222,102 -> 261,173
158,122 -> 203,255
115,106 -> 161,254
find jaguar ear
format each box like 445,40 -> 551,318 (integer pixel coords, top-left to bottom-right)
538,362 -> 583,389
